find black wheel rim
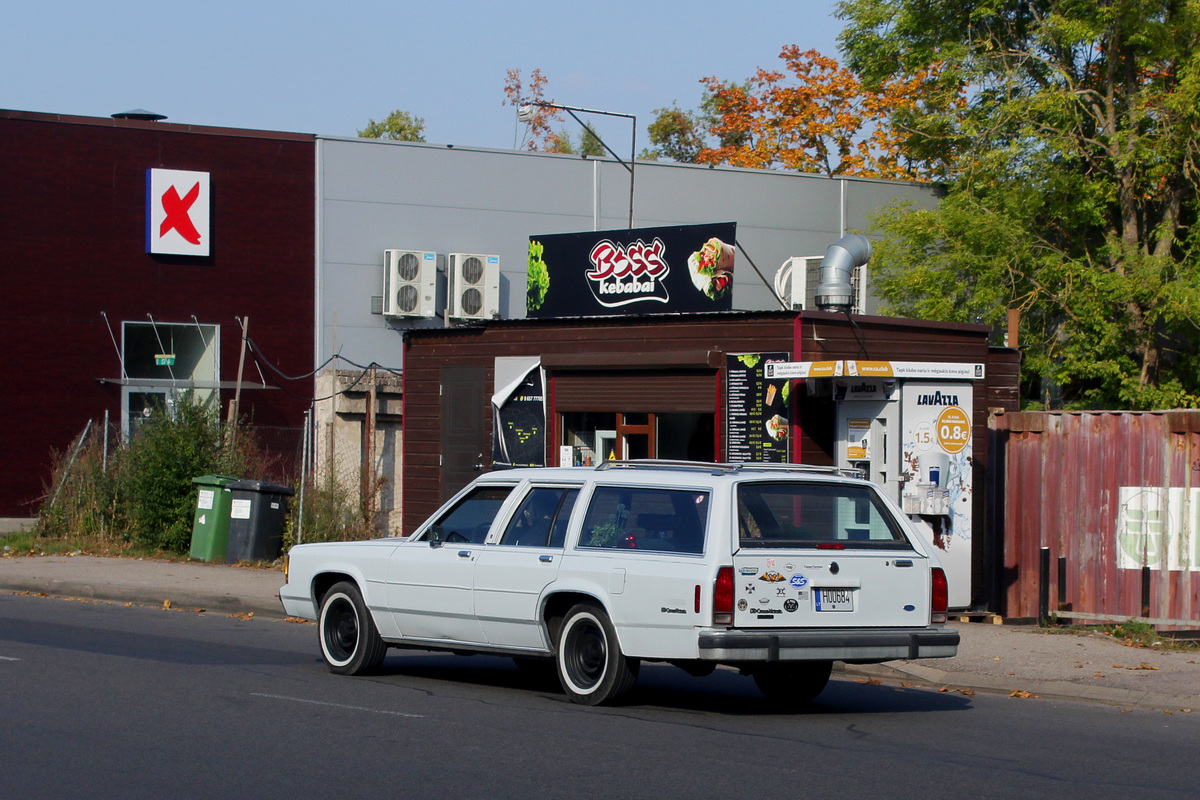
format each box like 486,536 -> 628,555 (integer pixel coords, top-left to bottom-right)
325,597 -> 358,661
565,617 -> 606,690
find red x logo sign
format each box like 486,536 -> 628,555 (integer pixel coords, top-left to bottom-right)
160,182 -> 202,245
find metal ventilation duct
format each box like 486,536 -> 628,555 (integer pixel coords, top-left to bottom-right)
814,234 -> 872,312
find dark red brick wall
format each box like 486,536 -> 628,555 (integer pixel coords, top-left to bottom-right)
0,111 -> 315,516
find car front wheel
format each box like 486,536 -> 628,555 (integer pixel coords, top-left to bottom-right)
319,581 -> 387,675
556,603 -> 639,705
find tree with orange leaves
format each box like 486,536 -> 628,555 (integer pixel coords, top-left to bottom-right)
695,46 -> 957,181
503,68 -> 603,155
504,68 -> 560,151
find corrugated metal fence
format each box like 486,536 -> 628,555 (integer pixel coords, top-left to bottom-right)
990,410 -> 1200,628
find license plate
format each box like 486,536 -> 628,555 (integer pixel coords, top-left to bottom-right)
815,588 -> 854,611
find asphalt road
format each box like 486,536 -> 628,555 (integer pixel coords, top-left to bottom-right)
4,593 -> 1200,800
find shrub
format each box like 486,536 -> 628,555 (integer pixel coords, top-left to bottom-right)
39,392 -> 255,553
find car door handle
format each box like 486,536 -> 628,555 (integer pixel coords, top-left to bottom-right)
539,555 -> 553,563
458,550 -> 472,558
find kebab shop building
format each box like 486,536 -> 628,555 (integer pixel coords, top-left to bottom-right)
402,223 -> 1021,611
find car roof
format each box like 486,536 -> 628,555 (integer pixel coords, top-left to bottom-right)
475,460 -> 869,488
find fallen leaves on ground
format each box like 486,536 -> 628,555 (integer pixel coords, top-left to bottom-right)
228,611 -> 254,621
854,678 -> 882,685
1009,689 -> 1034,698
284,616 -> 314,625
162,599 -> 172,610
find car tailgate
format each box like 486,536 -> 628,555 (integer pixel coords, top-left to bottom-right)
731,549 -> 930,628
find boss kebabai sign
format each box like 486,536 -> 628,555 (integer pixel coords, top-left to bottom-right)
526,222 -> 737,317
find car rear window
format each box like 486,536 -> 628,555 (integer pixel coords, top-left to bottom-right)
579,486 -> 709,554
737,481 -> 910,549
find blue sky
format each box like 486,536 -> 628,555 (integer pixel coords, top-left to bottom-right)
3,0 -> 845,149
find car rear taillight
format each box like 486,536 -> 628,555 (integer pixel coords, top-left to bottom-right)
713,566 -> 734,625
931,567 -> 948,624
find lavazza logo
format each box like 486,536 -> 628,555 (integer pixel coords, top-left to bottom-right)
585,238 -> 670,307
916,391 -> 960,406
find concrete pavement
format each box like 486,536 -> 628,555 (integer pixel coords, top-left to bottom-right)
2,552 -> 1198,710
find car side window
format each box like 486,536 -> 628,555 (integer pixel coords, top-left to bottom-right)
422,486 -> 514,544
579,486 -> 708,554
501,487 -> 578,548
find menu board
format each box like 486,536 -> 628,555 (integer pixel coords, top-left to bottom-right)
725,352 -> 791,463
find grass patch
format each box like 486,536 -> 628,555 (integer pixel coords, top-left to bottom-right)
1047,619 -> 1200,652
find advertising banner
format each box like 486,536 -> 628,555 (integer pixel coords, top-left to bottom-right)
1116,487 -> 1200,571
725,352 -> 791,463
491,359 -> 545,469
900,381 -> 973,608
527,222 -> 737,318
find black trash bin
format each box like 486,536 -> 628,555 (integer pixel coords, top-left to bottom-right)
224,480 -> 294,563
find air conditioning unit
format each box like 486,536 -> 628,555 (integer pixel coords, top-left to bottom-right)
383,249 -> 438,318
446,253 -> 501,321
781,255 -> 868,314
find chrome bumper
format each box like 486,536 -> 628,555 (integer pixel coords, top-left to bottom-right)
698,626 -> 959,663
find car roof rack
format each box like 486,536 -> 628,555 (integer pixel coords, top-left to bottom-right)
593,460 -> 865,479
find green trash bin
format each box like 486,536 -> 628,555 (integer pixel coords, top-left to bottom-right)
189,475 -> 240,562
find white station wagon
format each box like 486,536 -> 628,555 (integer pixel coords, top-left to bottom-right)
280,461 -> 958,705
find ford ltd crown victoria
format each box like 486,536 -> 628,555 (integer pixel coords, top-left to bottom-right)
279,460 -> 959,706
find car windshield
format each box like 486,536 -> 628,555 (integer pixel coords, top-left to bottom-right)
736,481 -> 909,549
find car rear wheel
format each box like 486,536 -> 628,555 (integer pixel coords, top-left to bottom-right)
556,603 -> 639,705
319,581 -> 387,675
752,661 -> 833,707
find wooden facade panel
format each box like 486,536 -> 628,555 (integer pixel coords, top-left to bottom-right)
405,313 -> 1006,541
553,371 -> 718,413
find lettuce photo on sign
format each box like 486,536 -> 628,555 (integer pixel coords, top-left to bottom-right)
527,239 -> 549,313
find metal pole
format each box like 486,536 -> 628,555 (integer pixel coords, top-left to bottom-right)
1038,546 -> 1050,624
1141,565 -> 1152,619
298,406 -> 311,544
50,420 -> 93,508
229,316 -> 249,431
628,115 -> 636,229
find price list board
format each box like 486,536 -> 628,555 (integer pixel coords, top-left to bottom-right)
725,352 -> 790,463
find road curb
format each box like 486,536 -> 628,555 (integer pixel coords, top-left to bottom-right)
0,578 -> 287,620
839,660 -> 1198,711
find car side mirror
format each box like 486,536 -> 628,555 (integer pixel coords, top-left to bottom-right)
428,526 -> 444,548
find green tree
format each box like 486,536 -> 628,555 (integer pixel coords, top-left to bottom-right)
358,109 -> 426,142
579,124 -> 605,157
642,104 -> 705,163
838,0 -> 1200,408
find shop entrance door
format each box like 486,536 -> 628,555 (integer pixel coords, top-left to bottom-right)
441,366 -> 487,500
617,413 -> 655,459
123,388 -> 174,440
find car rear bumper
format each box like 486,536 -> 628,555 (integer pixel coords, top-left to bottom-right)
698,626 -> 959,663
